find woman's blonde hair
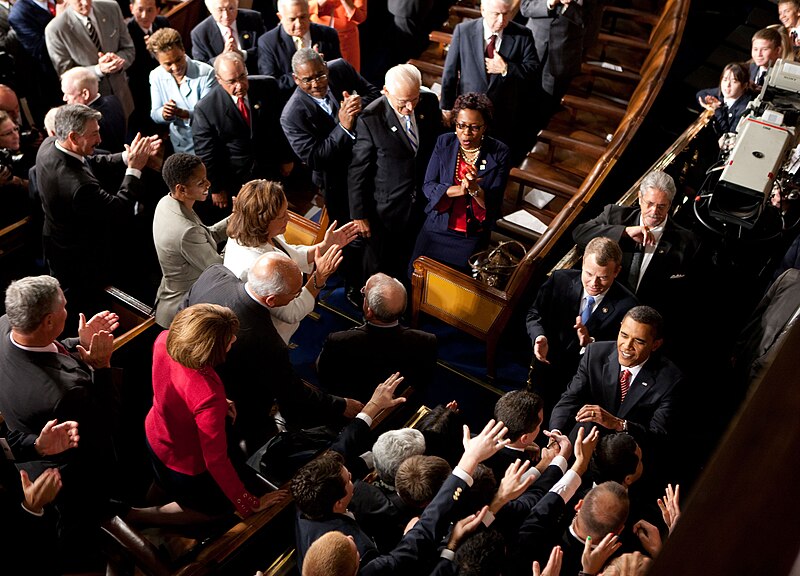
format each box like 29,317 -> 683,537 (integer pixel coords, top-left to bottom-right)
227,179 -> 287,247
166,303 -> 238,369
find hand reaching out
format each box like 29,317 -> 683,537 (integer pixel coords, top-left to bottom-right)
581,532 -> 621,575
657,483 -> 680,533
533,545 -> 563,576
78,311 -> 119,349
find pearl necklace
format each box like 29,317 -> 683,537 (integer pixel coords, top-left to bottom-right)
459,145 -> 481,165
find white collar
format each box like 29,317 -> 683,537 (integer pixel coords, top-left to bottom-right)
9,333 -> 58,353
55,140 -> 85,163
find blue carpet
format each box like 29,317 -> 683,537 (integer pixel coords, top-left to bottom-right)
288,282 -> 531,430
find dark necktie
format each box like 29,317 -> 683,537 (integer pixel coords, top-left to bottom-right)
86,18 -> 102,52
756,68 -> 766,86
619,369 -> 631,402
486,34 -> 497,58
628,246 -> 643,292
237,97 -> 250,127
580,295 -> 595,325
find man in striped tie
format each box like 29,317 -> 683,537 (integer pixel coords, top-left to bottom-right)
548,305 -> 684,459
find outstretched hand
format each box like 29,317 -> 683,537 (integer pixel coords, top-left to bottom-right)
459,419 -> 509,474
657,483 -> 680,534
363,372 -> 406,418
78,311 -> 119,349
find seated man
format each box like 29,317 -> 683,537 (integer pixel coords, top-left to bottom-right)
549,305 -> 684,458
191,0 -> 265,74
257,0 -> 341,102
183,252 -> 363,455
60,67 -> 126,152
526,236 -> 638,416
292,418 -> 513,573
317,273 -> 437,402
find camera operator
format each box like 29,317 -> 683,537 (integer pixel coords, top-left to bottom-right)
0,110 -> 33,227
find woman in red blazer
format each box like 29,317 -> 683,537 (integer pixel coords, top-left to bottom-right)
145,303 -> 265,518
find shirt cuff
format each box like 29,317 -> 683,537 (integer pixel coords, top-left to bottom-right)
94,64 -> 104,78
440,548 -> 455,560
551,455 -> 568,473
20,502 -> 44,517
549,469 -> 581,503
453,467 -> 474,487
339,123 -> 356,139
522,466 -> 541,481
356,412 -> 373,427
125,168 -> 142,179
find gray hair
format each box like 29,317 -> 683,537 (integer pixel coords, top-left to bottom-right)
61,67 -> 99,95
54,104 -> 101,141
278,0 -> 308,12
291,47 -> 324,74
44,107 -> 60,136
5,276 -> 62,334
247,252 -> 294,297
384,64 -> 421,94
372,428 -> 425,485
639,170 -> 676,203
214,50 -> 246,74
365,273 -> 406,322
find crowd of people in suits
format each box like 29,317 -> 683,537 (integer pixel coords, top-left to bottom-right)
1,0 -> 799,574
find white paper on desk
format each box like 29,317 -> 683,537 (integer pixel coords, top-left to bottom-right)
523,187 -> 555,209
502,210 -> 548,234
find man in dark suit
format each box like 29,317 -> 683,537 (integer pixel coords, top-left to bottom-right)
527,237 -> 638,417
317,272 -> 437,401
126,0 -> 170,136
484,389 -> 545,482
190,0 -> 265,74
35,104 -> 159,317
8,0 -> 62,121
60,66 -> 126,152
0,275 -> 123,571
571,170 -> 700,334
440,0 -> 540,163
183,253 -> 363,455
549,306 -> 684,456
521,0 -> 593,128
257,0 -> 341,102
192,51 -> 293,222
348,63 -> 444,281
281,48 -> 380,297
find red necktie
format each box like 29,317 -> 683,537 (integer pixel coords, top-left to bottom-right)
47,1 -> 56,16
486,34 -> 497,58
237,97 -> 250,127
619,369 -> 631,402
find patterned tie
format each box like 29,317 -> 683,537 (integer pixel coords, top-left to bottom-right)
619,369 -> 632,402
486,34 -> 497,58
47,1 -> 56,16
237,97 -> 250,127
85,18 -> 102,52
580,295 -> 595,326
404,115 -> 418,152
293,36 -> 303,51
223,26 -> 234,43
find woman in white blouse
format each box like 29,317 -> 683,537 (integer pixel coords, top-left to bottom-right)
224,180 -> 358,342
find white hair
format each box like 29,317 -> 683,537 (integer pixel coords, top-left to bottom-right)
384,64 -> 421,94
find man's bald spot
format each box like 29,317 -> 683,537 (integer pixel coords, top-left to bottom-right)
249,252 -> 301,296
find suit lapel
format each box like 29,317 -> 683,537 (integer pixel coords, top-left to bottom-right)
279,28 -> 295,63
618,361 -> 656,417
382,98 -> 414,153
489,28 -> 513,90
472,20 -> 488,83
66,9 -> 97,55
604,347 -> 623,412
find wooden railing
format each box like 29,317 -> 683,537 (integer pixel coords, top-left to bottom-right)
410,0 -> 691,379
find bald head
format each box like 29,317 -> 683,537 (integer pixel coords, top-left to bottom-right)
302,531 -> 359,576
577,481 -> 630,540
247,252 -> 303,308
363,273 -> 407,323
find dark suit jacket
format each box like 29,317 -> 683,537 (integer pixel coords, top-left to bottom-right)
35,136 -> 141,293
192,76 -> 291,196
526,269 -> 638,400
439,18 -> 539,148
317,322 -> 437,402
348,92 -> 444,229
90,94 -> 126,152
127,15 -> 170,122
571,204 -> 700,315
280,58 -> 380,221
350,479 -> 416,553
695,87 -> 753,135
190,10 -> 266,74
257,23 -> 341,100
183,265 -> 345,453
296,509 -> 379,572
549,342 -> 684,447
8,0 -> 55,75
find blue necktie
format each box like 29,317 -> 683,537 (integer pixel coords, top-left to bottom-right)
404,115 -> 418,152
581,295 -> 595,325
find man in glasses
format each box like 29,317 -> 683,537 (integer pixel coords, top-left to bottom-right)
281,48 -> 380,304
348,63 -> 445,282
192,51 -> 293,223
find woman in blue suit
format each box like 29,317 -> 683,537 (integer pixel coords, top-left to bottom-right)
409,92 -> 511,276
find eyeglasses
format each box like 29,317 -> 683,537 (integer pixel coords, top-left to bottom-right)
218,72 -> 248,85
388,94 -> 420,107
297,72 -> 327,86
455,122 -> 485,133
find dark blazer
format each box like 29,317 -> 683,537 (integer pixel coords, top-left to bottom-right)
35,136 -> 141,296
526,269 -> 638,403
127,15 -> 170,125
192,76 -> 291,197
348,92 -> 443,229
350,479 -> 416,553
257,23 -> 341,100
422,132 -> 510,232
190,10 -> 266,74
750,62 -> 768,88
296,509 -> 379,572
90,94 -> 126,152
183,265 -> 345,454
280,58 -> 380,222
549,341 -> 684,447
8,0 -> 55,75
695,87 -> 753,135
571,204 -> 700,314
317,322 -> 437,402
